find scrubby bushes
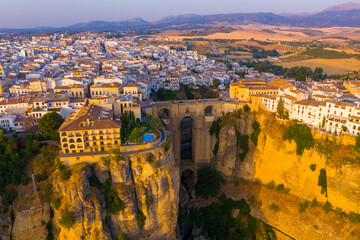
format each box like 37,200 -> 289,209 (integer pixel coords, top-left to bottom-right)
299,202 -> 309,213
243,104 -> 251,112
322,201 -> 332,214
318,169 -> 327,196
251,121 -> 261,146
104,178 -> 126,214
59,210 -> 76,229
348,212 -> 360,224
117,233 -> 129,240
309,164 -> 316,172
137,211 -> 146,228
2,189 -> 18,207
265,181 -> 290,194
186,195 -> 266,240
209,118 -> 221,138
283,123 -> 315,155
213,141 -> 219,156
269,203 -> 280,212
195,167 -> 225,199
237,131 -> 249,162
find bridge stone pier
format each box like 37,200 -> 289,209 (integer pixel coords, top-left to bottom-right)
143,99 -> 244,175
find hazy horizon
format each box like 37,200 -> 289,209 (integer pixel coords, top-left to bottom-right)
1,0 -> 359,29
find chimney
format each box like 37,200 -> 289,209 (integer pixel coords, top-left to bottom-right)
87,118 -> 90,126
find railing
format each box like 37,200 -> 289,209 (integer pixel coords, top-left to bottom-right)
119,129 -> 167,153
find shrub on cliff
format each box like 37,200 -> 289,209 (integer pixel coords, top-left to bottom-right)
318,169 -> 327,196
212,141 -> 219,156
237,131 -> 249,162
59,210 -> 75,229
2,189 -> 18,207
348,212 -> 360,224
104,178 -> 126,213
322,201 -> 332,214
210,118 -> 221,139
137,211 -> 146,228
251,121 -> 261,146
117,233 -> 129,240
283,123 -> 315,155
162,140 -> 170,152
299,202 -> 309,213
243,104 -> 251,112
38,112 -> 64,140
187,195 -> 253,240
195,167 -> 225,199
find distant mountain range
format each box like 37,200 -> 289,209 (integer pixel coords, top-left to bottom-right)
3,2 -> 360,32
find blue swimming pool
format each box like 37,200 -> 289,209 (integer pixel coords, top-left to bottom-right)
142,134 -> 155,143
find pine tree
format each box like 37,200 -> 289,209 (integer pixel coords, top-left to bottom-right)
277,97 -> 284,119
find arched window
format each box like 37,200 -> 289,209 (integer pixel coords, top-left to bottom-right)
205,106 -> 213,116
69,139 -> 75,143
63,143 -> 68,148
62,138 -> 67,142
70,144 -> 75,149
61,132 -> 67,136
76,138 -> 82,143
77,144 -> 83,148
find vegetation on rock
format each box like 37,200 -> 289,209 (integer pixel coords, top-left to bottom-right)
299,202 -> 309,213
186,195 -> 277,240
195,167 -> 225,199
137,211 -> 146,228
283,123 -> 315,155
209,118 -> 221,139
237,131 -> 249,162
104,178 -> 126,214
117,233 -> 129,240
59,210 -> 76,229
318,169 -> 327,196
309,164 -> 316,172
251,121 -> 261,146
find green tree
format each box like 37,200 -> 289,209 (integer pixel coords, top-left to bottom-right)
195,167 -> 225,199
129,128 -> 145,144
38,112 -> 64,140
277,97 -> 284,119
283,123 -> 315,155
342,125 -> 348,132
212,79 -> 221,88
243,104 -> 251,112
318,169 -> 327,196
117,233 -> 129,240
150,113 -> 162,130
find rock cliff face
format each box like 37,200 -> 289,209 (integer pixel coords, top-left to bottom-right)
213,110 -> 360,239
3,144 -> 179,240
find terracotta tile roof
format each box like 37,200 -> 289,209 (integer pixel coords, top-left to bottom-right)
58,104 -> 121,132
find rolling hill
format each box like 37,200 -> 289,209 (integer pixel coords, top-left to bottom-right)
3,2 -> 360,32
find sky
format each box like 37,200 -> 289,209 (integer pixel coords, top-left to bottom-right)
0,0 -> 358,28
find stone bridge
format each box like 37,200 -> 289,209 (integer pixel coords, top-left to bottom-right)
143,99 -> 246,176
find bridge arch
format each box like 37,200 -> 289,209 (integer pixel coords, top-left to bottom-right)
159,108 -> 170,119
205,106 -> 213,116
180,116 -> 194,161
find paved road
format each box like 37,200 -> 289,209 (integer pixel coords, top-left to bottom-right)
209,41 -> 220,55
209,41 -> 233,64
